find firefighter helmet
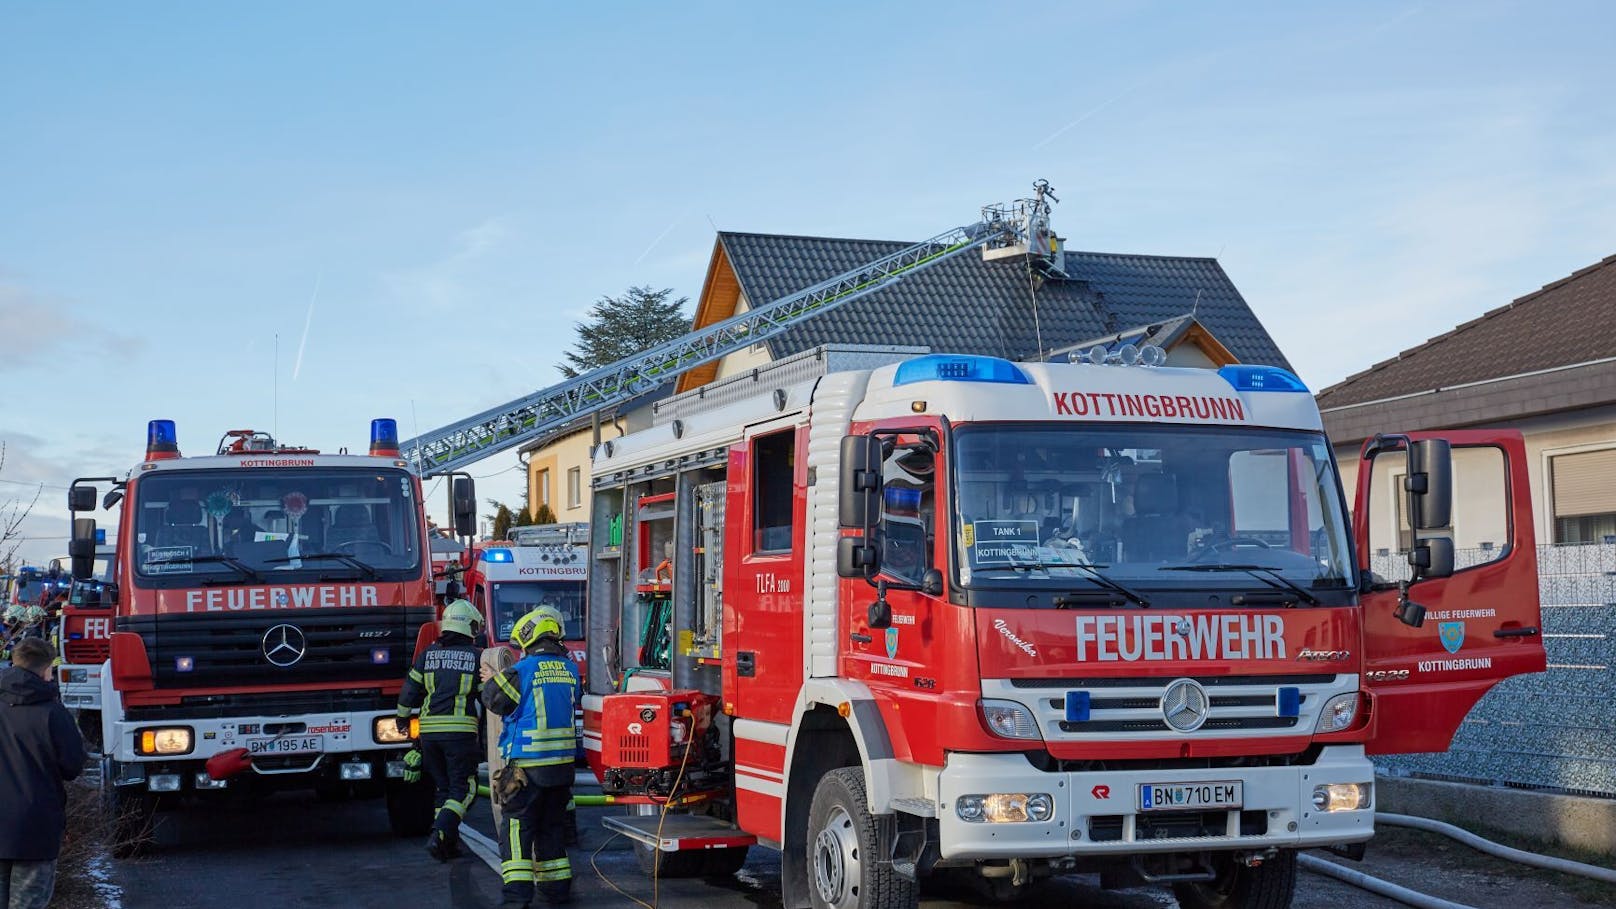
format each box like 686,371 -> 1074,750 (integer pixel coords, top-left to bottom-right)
511,605 -> 564,650
439,598 -> 481,638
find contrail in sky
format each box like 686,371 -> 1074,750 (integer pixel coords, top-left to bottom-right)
633,217 -> 681,267
293,271 -> 321,381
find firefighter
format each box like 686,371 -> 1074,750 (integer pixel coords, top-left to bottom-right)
481,605 -> 580,908
396,598 -> 483,861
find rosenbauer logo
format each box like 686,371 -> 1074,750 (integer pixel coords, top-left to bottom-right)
1053,392 -> 1246,422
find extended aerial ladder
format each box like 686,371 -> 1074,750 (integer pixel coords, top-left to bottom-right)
401,182 -> 1063,477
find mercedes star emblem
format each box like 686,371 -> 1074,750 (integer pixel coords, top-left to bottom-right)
262,623 -> 308,667
1160,678 -> 1210,732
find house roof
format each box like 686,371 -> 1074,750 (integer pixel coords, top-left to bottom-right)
1317,253 -> 1616,410
1047,313 -> 1238,366
676,232 -> 1289,390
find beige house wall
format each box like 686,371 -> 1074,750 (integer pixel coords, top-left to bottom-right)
712,293 -> 773,380
525,425 -> 622,526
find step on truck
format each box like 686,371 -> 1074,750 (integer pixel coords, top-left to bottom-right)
580,347 -> 1546,909
66,419 -> 480,854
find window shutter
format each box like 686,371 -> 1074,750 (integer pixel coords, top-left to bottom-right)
1552,450 -> 1616,518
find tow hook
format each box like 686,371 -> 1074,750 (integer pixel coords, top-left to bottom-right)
1010,859 -> 1030,888
1238,848 -> 1278,868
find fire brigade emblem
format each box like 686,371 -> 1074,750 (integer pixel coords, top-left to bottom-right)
885,627 -> 899,659
1438,621 -> 1465,655
262,624 -> 308,667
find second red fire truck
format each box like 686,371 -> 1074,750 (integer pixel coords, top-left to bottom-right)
577,347 -> 1546,909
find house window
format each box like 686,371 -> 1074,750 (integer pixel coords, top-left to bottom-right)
1552,449 -> 1616,543
567,467 -> 581,509
537,469 -> 551,507
752,430 -> 795,553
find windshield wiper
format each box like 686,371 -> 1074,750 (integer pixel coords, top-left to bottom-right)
267,552 -> 379,580
1155,563 -> 1321,606
183,555 -> 265,584
997,559 -> 1152,608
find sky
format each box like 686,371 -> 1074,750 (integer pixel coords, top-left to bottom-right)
3,1 -> 1615,568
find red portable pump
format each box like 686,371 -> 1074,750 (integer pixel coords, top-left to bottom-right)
600,690 -> 721,798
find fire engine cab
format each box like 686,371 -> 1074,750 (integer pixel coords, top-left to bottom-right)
463,523 -> 589,668
579,346 -> 1546,909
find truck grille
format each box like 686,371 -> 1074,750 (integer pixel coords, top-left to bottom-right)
125,688 -> 397,721
119,607 -> 433,689
1089,809 -> 1268,842
985,674 -> 1351,743
65,639 -> 110,664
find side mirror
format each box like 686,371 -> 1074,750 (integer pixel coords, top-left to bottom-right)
868,597 -> 892,629
920,568 -> 944,597
451,476 -> 477,537
837,536 -> 879,579
69,518 -> 97,580
68,484 -> 97,512
1410,535 -> 1454,581
838,435 -> 882,529
103,489 -> 124,510
1405,439 -> 1452,530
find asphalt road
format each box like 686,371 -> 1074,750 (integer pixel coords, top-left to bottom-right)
104,784 -> 1395,909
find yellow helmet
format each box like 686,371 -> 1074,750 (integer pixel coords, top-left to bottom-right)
439,598 -> 482,638
511,605 -> 565,650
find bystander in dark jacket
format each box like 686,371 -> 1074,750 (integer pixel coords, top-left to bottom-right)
0,637 -> 87,909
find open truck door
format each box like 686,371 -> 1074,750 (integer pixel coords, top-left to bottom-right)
1355,429 -> 1546,755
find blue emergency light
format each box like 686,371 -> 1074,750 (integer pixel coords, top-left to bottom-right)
1217,365 -> 1309,393
482,548 -> 514,563
146,420 -> 180,459
1276,686 -> 1301,718
370,418 -> 400,456
894,355 -> 1031,387
1065,690 -> 1092,723
883,485 -> 921,517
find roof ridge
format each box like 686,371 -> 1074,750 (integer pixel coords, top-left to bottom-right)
1317,251 -> 1616,398
719,231 -> 1225,266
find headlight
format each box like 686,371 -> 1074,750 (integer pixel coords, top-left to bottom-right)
137,727 -> 193,756
373,716 -> 412,745
956,792 -> 1055,823
1312,782 -> 1371,812
1315,693 -> 1360,733
979,699 -> 1040,740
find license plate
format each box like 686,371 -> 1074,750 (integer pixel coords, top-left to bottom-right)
248,735 -> 322,756
1139,780 -> 1243,811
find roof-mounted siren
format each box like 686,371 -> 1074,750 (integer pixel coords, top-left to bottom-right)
981,179 -> 1066,277
146,420 -> 181,461
370,418 -> 401,457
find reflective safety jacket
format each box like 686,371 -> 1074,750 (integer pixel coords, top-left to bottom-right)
482,648 -> 579,768
397,635 -> 481,736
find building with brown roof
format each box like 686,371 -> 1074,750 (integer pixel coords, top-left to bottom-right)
1319,253 -> 1616,544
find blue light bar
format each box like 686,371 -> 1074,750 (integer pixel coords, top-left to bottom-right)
1277,686 -> 1301,718
370,418 -> 400,455
883,485 -> 921,517
1065,691 -> 1092,723
894,355 -> 1031,387
1218,365 -> 1309,393
483,548 -> 514,563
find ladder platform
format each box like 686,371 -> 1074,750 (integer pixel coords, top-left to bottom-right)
601,813 -> 757,853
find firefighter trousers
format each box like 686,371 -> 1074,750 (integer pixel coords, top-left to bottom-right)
420,732 -> 480,845
500,772 -> 572,904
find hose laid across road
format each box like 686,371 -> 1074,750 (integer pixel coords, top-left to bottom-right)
1378,813 -> 1616,885
1297,853 -> 1477,909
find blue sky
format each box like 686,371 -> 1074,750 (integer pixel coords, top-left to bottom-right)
4,1 -> 1615,566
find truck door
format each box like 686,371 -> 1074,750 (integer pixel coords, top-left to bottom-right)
1355,429 -> 1547,754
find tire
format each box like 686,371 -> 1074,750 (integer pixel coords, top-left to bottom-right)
1173,850 -> 1297,909
806,767 -> 919,909
107,784 -> 158,859
385,779 -> 435,837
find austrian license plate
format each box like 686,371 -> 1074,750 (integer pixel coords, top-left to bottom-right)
1138,780 -> 1243,811
247,735 -> 322,756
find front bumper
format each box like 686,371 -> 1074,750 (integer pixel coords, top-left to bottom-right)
936,745 -> 1374,859
58,664 -> 103,710
109,707 -> 406,768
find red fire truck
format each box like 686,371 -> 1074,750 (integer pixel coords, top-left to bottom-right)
578,348 -> 1546,908
57,544 -> 117,745
462,523 -> 589,667
67,419 -> 478,853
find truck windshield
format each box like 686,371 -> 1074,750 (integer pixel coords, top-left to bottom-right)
952,425 -> 1354,598
490,581 -> 585,643
132,468 -> 422,586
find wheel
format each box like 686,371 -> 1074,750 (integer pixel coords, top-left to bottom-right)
385,778 -> 435,836
106,782 -> 158,859
807,767 -> 919,909
1173,850 -> 1298,909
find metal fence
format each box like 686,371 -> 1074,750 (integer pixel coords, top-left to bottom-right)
1373,543 -> 1616,798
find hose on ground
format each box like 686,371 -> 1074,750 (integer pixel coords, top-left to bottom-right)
1378,812 -> 1616,885
1297,853 -> 1476,909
